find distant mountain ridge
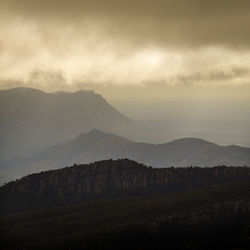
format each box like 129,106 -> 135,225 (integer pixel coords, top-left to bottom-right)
1,87 -> 250,185
1,129 -> 250,184
0,87 -> 143,159
25,129 -> 250,169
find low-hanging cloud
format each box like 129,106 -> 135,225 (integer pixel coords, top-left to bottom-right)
0,0 -> 250,89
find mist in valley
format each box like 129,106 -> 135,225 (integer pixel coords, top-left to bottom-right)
115,98 -> 250,146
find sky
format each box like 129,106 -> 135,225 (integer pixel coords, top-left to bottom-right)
0,0 -> 250,100
0,0 -> 250,146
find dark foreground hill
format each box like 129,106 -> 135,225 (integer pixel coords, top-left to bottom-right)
1,159 -> 250,215
3,129 -> 250,184
1,180 -> 250,249
1,159 -> 250,249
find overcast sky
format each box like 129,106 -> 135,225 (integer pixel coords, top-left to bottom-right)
1,0 -> 250,99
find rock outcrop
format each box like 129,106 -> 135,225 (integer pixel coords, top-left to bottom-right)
1,159 -> 250,214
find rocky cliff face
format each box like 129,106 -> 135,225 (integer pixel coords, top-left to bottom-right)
1,159 -> 250,214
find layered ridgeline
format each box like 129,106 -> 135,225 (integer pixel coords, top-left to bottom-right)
29,129 -> 250,169
2,129 -> 250,184
1,159 -> 250,214
0,87 -> 145,160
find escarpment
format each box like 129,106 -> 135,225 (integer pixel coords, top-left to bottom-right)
1,159 -> 250,214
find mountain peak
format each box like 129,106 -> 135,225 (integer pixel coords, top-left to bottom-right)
0,87 -> 98,96
0,87 -> 46,95
88,128 -> 107,135
75,129 -> 120,143
85,129 -> 112,138
167,137 -> 216,147
52,89 -> 96,96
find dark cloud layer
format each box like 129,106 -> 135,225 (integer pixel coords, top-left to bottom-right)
0,0 -> 250,91
2,0 -> 250,48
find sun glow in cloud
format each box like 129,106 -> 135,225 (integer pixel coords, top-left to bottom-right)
1,20 -> 250,89
142,50 -> 163,67
0,0 -> 250,93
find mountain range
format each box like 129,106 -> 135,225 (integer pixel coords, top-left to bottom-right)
0,87 -> 144,160
1,129 -> 250,184
1,87 -> 250,185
